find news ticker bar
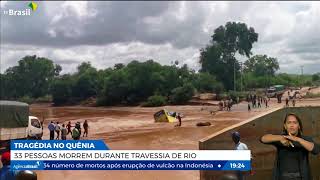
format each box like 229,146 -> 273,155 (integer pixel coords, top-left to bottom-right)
11,150 -> 251,161
10,140 -> 251,171
11,140 -> 108,150
11,160 -> 251,171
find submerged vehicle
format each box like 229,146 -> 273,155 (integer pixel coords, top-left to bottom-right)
153,109 -> 177,123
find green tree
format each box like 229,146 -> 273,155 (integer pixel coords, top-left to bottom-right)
51,75 -> 73,105
154,65 -> 183,97
170,83 -> 195,105
77,62 -> 95,74
312,73 -> 320,82
244,55 -> 279,77
2,55 -> 61,98
72,71 -> 99,100
72,62 -> 99,100
200,22 -> 258,90
99,70 -> 130,105
270,73 -> 299,87
114,63 -> 125,70
96,68 -> 114,94
0,74 -> 7,99
193,73 -> 223,93
142,95 -> 167,107
124,60 -> 162,104
97,60 -> 191,106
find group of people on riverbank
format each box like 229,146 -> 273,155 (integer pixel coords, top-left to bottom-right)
218,98 -> 235,111
247,94 -> 269,111
246,89 -> 300,111
285,89 -> 299,107
47,120 -> 89,140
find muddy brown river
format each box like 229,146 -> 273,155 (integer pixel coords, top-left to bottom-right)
0,87 -> 317,179
29,95 -> 320,180
28,101 -> 270,180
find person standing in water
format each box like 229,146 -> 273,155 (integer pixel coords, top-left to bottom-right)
176,113 -> 182,127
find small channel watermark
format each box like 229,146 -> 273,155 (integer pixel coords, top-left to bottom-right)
3,2 -> 37,16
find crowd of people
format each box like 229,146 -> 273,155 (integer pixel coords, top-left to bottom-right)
217,94 -> 269,112
218,98 -> 234,111
216,88 -> 302,113
0,120 -> 90,179
47,120 -> 89,140
276,89 -> 300,106
247,94 -> 269,111
285,89 -> 298,107
247,89 -> 300,112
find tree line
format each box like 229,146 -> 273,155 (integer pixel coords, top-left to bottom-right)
1,22 -> 319,106
0,57 -> 223,106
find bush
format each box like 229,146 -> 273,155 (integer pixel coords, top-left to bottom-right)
312,74 -> 320,82
142,95 -> 167,107
96,95 -> 107,106
170,84 -> 195,105
227,91 -> 248,103
214,82 -> 224,94
217,93 -> 228,101
18,96 -> 34,104
97,70 -> 129,106
194,73 -> 216,93
35,95 -> 52,103
72,71 -> 98,100
192,73 -> 225,94
313,81 -> 320,86
304,92 -> 320,98
305,80 -> 312,86
51,79 -> 72,105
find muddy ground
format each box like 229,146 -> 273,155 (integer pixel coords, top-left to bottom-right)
28,88 -> 320,180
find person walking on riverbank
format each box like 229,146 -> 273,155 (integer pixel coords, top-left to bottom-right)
61,124 -> 67,140
66,121 -> 72,136
48,121 -> 55,140
83,120 -> 89,137
72,122 -> 81,140
55,122 -> 61,140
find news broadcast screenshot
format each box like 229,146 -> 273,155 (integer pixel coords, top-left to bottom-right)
1,1 -> 320,180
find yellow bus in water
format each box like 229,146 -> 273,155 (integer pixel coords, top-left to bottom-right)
154,109 -> 177,123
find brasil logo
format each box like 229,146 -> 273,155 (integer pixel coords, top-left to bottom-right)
28,2 -> 38,11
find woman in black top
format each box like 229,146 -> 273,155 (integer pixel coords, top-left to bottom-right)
260,113 -> 320,180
